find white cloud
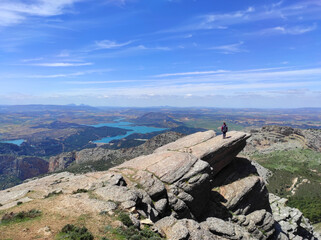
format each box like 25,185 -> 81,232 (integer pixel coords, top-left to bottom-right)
260,24 -> 317,35
0,0 -> 83,27
105,0 -> 127,6
154,70 -> 228,78
63,80 -> 139,84
31,62 -> 93,67
94,40 -> 132,49
134,45 -> 171,51
164,1 -> 321,33
209,42 -> 246,54
28,69 -> 111,78
29,72 -> 85,78
21,57 -> 44,62
154,67 -> 291,78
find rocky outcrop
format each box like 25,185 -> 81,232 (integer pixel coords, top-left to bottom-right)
0,155 -> 48,189
270,194 -> 320,240
155,130 -> 250,175
243,125 -> 321,155
0,130 -> 319,240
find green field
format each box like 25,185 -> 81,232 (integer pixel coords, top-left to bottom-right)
250,149 -> 321,224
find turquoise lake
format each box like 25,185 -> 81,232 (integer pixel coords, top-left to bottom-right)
90,121 -> 167,144
0,139 -> 25,146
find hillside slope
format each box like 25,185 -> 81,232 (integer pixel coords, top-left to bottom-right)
242,126 -> 321,225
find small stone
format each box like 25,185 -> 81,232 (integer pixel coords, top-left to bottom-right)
129,214 -> 140,228
141,218 -> 153,225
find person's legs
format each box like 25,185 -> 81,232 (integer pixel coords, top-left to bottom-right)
223,132 -> 226,139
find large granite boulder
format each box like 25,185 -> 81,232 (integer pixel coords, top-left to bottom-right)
155,130 -> 251,175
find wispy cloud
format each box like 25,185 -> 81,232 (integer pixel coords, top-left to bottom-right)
94,40 -> 133,50
209,42 -> 246,54
135,45 -> 171,51
149,67 -> 321,88
105,0 -> 128,7
259,24 -> 317,35
154,70 -> 228,78
29,72 -> 85,78
153,67 -> 291,78
21,57 -> 44,62
30,62 -> 93,67
164,1 -> 321,33
27,69 -> 110,78
0,0 -> 83,27
63,80 -> 139,84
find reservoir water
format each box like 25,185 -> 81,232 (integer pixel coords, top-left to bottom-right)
90,121 -> 167,144
0,139 -> 25,146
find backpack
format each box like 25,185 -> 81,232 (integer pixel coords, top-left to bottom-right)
222,125 -> 228,133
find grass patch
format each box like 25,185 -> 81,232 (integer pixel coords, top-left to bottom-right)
44,190 -> 63,198
0,209 -> 41,225
56,224 -> 94,240
106,225 -> 163,240
250,149 -> 321,224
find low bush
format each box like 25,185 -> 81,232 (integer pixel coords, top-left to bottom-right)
108,225 -> 163,240
288,196 -> 321,224
1,209 -> 41,224
44,190 -> 63,198
117,212 -> 133,227
56,224 -> 94,240
72,189 -> 88,194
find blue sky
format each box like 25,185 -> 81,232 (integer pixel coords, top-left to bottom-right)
0,0 -> 320,108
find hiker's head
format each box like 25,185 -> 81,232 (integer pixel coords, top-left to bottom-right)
223,122 -> 226,125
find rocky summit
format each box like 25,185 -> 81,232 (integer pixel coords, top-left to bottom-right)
0,131 -> 319,240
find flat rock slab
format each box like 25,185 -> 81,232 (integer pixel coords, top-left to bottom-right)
154,130 -> 251,175
113,151 -> 198,184
0,171 -> 115,210
188,131 -> 251,159
154,130 -> 216,153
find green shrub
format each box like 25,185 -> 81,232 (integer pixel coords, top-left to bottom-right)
288,196 -> 321,224
44,190 -> 63,198
117,212 -> 133,227
56,224 -> 94,240
109,225 -> 163,240
1,209 -> 41,225
72,189 -> 88,194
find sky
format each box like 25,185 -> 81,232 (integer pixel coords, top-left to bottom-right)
0,0 -> 320,108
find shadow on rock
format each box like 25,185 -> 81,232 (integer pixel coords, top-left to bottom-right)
211,157 -> 259,187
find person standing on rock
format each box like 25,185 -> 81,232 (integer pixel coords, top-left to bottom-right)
221,122 -> 228,139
